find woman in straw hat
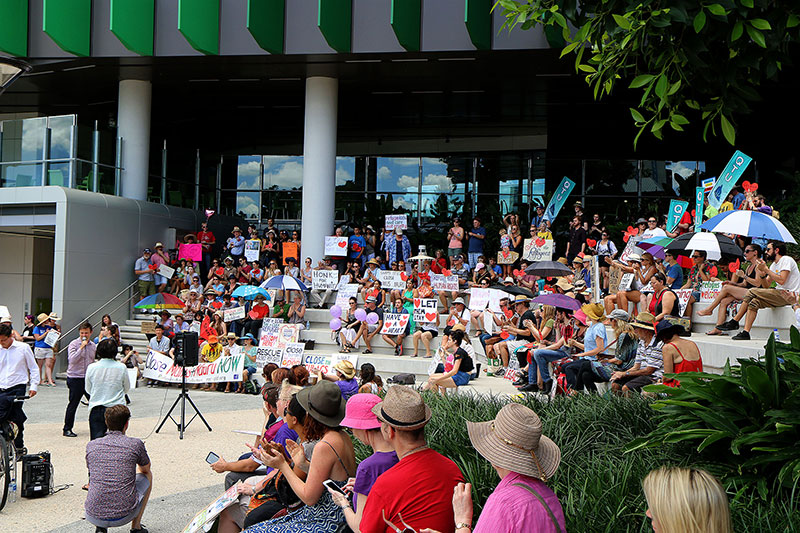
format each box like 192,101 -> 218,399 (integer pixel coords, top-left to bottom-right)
579,309 -> 639,392
642,466 -> 731,533
318,360 -> 359,401
561,303 -> 607,391
603,252 -> 656,316
245,381 -> 356,533
421,403 -> 566,533
32,312 -> 60,386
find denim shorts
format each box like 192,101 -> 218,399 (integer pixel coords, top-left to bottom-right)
452,371 -> 471,387
244,365 -> 257,375
691,290 -> 701,302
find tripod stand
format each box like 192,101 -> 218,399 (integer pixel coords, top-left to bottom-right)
155,366 -> 212,439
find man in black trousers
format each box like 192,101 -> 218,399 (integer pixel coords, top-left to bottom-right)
63,322 -> 95,437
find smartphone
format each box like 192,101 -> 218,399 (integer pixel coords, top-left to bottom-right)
205,451 -> 220,464
323,479 -> 347,496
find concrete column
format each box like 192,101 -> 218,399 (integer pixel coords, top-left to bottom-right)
301,76 -> 338,264
117,79 -> 152,201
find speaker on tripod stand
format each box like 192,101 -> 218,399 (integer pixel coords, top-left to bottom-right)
155,331 -> 212,439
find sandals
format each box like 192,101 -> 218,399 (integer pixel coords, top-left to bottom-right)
339,347 -> 350,353
705,328 -> 726,336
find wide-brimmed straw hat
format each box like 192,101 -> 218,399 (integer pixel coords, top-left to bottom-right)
581,303 -> 605,322
371,385 -> 432,431
37,312 -> 59,325
297,381 -> 346,427
334,360 -> 356,379
467,403 -> 560,481
555,278 -> 574,292
366,258 -> 380,266
631,311 -> 656,331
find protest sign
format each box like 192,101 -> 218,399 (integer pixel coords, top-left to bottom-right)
522,239 -> 554,262
497,250 -> 519,265
385,214 -> 408,230
182,483 -> 241,533
469,288 -> 490,310
332,352 -> 359,370
591,256 -> 601,303
708,150 -> 753,209
702,177 -> 716,193
380,313 -> 410,335
413,298 -> 438,323
223,306 -> 245,322
666,200 -> 689,233
488,289 -> 504,313
127,368 -> 138,390
140,321 -> 157,334
44,329 -> 60,348
699,281 -> 723,303
312,269 -> 339,290
179,243 -> 202,261
144,349 -> 244,384
303,353 -> 333,375
483,310 -> 496,334
378,270 -> 405,290
695,186 -> 704,225
157,264 -> 175,279
189,320 -> 201,333
619,237 -> 642,264
542,176 -> 576,222
618,273 -> 635,292
244,240 -> 260,262
280,342 -> 305,368
282,242 -> 298,265
431,274 -> 458,292
335,283 -> 360,308
324,236 -> 349,256
257,318 -> 284,366
675,289 -> 693,317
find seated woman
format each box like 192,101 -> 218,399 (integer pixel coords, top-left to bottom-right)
573,309 -> 638,392
469,278 -> 492,333
646,272 -> 680,322
603,252 -> 656,316
423,329 -> 474,395
357,363 -> 383,394
679,250 -> 711,320
521,308 -> 572,393
411,308 -> 440,358
318,360 -> 359,401
699,244 -> 763,335
287,292 -> 306,330
338,298 -> 362,353
562,303 -> 608,392
656,321 -> 702,387
327,394 -> 399,532
244,381 -> 356,533
362,280 -> 385,309
237,334 -> 259,393
511,305 -> 555,387
382,298 -> 411,356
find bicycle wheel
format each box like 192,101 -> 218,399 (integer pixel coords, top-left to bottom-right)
0,434 -> 10,511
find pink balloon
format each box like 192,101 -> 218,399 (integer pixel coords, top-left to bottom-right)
355,309 -> 367,322
329,305 -> 342,319
367,312 -> 379,324
329,318 -> 342,330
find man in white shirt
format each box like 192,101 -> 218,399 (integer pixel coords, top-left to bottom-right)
0,322 -> 39,455
148,324 -> 171,353
721,241 -> 800,340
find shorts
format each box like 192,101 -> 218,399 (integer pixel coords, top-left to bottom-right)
452,371 -> 471,387
154,273 -> 168,285
34,347 -> 54,359
691,290 -> 701,302
85,473 -> 150,528
417,328 -> 438,338
244,366 -> 257,376
613,374 -> 654,391
503,339 -> 531,354
367,323 -> 379,334
447,248 -> 462,257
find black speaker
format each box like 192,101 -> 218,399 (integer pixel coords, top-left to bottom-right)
174,331 -> 199,366
21,451 -> 51,498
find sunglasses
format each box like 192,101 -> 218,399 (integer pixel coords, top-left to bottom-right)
648,220 -> 657,223
745,249 -> 755,253
691,255 -> 701,259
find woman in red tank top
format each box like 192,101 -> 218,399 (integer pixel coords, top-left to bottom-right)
655,321 -> 703,387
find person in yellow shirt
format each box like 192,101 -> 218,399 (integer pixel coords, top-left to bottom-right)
719,191 -> 734,213
200,335 -> 223,391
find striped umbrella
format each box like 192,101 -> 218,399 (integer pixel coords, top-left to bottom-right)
664,232 -> 742,261
231,285 -> 271,301
638,236 -> 673,259
260,275 -> 309,292
134,293 -> 185,309
700,210 -> 796,244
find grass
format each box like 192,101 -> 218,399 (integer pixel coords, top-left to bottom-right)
352,392 -> 800,532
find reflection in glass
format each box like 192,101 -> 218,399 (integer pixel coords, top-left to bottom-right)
47,115 -> 74,160
1,117 -> 46,162
335,156 -> 358,190
237,156 -> 261,189
584,160 -> 639,195
0,163 -> 43,187
236,191 -> 260,219
263,156 -> 303,190
375,157 -> 420,193
419,194 -> 465,221
46,162 -> 69,186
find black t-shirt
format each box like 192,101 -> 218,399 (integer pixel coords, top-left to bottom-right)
515,310 -> 537,342
454,347 -> 474,373
569,227 -> 587,253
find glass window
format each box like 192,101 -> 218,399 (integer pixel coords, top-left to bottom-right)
642,161 -> 699,198
235,191 -> 260,220
268,190 -> 303,220
335,192 -> 367,221
335,156 -> 361,192
235,155 -> 261,190
373,157 -> 420,193
419,193 -> 466,222
46,162 -> 70,186
263,155 -> 303,190
1,117 -> 46,162
0,163 -> 43,187
584,160 -> 639,196
47,115 -> 74,160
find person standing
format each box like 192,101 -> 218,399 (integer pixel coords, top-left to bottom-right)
197,221 -> 216,283
447,218 -> 465,266
565,215 -> 587,263
0,322 -> 39,457
32,312 -> 59,387
227,227 -> 246,263
134,248 -> 156,298
466,218 -> 486,268
63,322 -> 96,438
151,243 -> 170,293
85,339 -> 129,440
349,225 -> 367,268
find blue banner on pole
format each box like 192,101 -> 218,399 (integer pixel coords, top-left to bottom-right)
666,200 -> 689,233
542,177 -> 576,223
708,150 -> 753,209
695,186 -> 704,227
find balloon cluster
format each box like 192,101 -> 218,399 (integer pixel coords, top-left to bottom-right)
328,304 -> 378,330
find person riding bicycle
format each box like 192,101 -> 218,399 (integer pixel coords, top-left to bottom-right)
0,322 -> 39,457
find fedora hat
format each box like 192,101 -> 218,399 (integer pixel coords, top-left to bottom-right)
366,258 -> 380,266
631,311 -> 656,331
297,381 -> 346,427
333,360 -> 356,379
581,303 -> 605,322
627,253 -> 642,263
36,312 -> 51,325
453,297 -> 466,306
467,403 -> 560,481
571,257 -> 583,264
512,295 -> 530,305
232,226 -> 241,233
371,385 -> 432,431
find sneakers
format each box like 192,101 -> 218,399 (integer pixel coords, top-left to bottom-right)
518,382 -> 538,392
732,330 -> 751,340
717,319 -> 739,331
492,367 -> 506,377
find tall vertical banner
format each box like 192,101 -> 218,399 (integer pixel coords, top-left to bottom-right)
666,200 -> 689,233
708,150 -> 753,209
542,177 -> 576,223
591,256 -> 601,303
695,187 -> 704,227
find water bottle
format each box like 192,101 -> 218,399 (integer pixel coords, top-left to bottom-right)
9,479 -> 16,503
773,329 -> 781,342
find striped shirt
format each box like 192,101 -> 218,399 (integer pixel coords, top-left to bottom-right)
634,337 -> 664,380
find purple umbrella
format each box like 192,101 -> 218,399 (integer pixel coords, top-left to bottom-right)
531,293 -> 582,310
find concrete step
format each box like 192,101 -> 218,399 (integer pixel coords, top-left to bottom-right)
691,302 -> 793,339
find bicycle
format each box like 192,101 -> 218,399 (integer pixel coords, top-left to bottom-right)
0,395 -> 28,511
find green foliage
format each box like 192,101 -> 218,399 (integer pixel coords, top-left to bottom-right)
494,0 -> 800,148
627,330 -> 800,498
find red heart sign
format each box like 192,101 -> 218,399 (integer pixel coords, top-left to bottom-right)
708,265 -> 718,277
425,312 -> 437,322
337,240 -> 347,248
215,268 -> 225,277
513,269 -> 524,278
535,238 -> 545,247
400,272 -> 408,281
384,321 -> 392,329
630,227 -> 639,236
502,250 -> 509,258
212,301 -> 223,309
586,239 -> 597,248
148,264 -> 158,270
751,183 -> 758,191
447,319 -> 455,327
248,310 -> 259,319
578,252 -> 585,258
691,210 -> 696,218
626,226 -> 635,234
442,269 -> 452,276
413,298 -> 420,307
351,243 -> 361,252
500,331 -> 510,339
728,259 -> 741,273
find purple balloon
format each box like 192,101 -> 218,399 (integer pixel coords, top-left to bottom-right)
355,309 -> 367,322
329,305 -> 342,319
329,318 -> 342,330
366,312 -> 379,325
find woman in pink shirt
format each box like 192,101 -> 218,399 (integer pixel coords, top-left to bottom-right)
447,218 -> 465,266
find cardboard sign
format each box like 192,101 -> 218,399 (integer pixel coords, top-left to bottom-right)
469,288 -> 490,310
244,240 -> 260,262
431,274 -> 458,292
675,289 -> 693,317
385,214 -> 408,231
335,283 -> 360,308
179,243 -> 202,261
699,281 -> 723,303
413,298 -> 439,323
282,242 -> 298,265
618,273 -> 635,292
143,349 -> 244,384
332,352 -> 359,370
497,250 -> 519,265
157,264 -> 175,279
312,269 -> 339,290
427,350 -> 443,375
708,150 -> 753,209
380,313 -> 410,335
43,329 -> 60,347
378,270 -> 405,290
140,321 -> 158,334
182,483 -> 242,533
325,236 -> 349,257
223,306 -> 245,322
280,342 -> 305,368
522,239 -> 554,262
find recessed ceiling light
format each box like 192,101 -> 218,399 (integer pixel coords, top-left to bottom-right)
270,77 -> 301,81
345,59 -> 381,63
229,78 -> 260,82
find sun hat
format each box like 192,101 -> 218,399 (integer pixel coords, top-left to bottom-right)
366,258 -> 380,266
581,303 -> 605,322
208,335 -> 219,343
36,312 -> 50,325
371,385 -> 432,431
504,277 -> 514,283
226,332 -> 238,340
232,226 -> 241,233
635,217 -> 647,225
626,253 -> 642,263
334,360 -> 357,379
243,333 -> 257,342
0,316 -> 12,323
573,279 -> 587,290
366,295 -> 377,302
512,295 -> 530,305
608,309 -> 631,322
214,310 -> 223,317
466,402 -> 560,481
573,309 -> 588,326
296,381 -> 347,427
453,297 -> 466,306
573,201 -> 582,207
556,257 -> 568,265
340,393 -> 383,430
656,320 -> 685,341
395,227 -> 403,235
555,278 -> 574,292
572,257 -> 583,264
631,311 -> 656,331
582,255 -> 593,263
452,323 -> 466,332
155,242 -> 164,248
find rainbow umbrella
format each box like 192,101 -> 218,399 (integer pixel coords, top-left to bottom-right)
638,236 -> 673,259
134,293 -> 185,309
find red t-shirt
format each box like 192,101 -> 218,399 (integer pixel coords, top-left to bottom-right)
360,448 -> 464,533
677,211 -> 693,235
250,303 -> 270,320
197,230 -> 215,251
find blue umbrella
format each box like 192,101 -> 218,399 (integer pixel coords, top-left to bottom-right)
260,275 -> 309,292
700,210 -> 796,243
231,285 -> 270,300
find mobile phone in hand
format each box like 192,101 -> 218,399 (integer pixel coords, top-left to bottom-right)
206,452 -> 220,464
323,479 -> 347,496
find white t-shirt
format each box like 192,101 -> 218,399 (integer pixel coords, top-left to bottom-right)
642,227 -> 666,239
772,255 -> 800,292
